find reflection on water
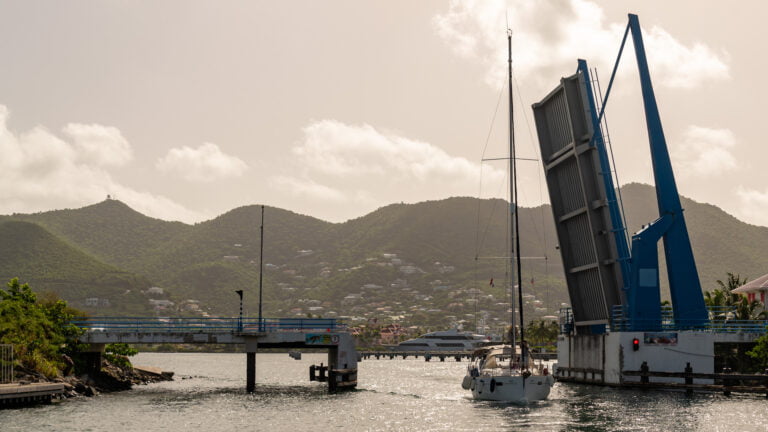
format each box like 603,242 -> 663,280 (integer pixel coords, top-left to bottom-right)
1,352 -> 766,431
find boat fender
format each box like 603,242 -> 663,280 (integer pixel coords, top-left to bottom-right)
490,378 -> 496,393
470,378 -> 476,391
461,375 -> 472,390
543,367 -> 549,376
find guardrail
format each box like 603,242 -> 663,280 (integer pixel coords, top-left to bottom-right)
70,317 -> 345,333
557,306 -> 768,333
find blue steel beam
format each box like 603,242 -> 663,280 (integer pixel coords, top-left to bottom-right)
625,13 -> 708,328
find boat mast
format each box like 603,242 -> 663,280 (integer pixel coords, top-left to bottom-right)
508,29 -> 527,368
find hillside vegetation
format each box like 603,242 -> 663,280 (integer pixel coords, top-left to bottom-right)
1,184 -> 767,327
0,221 -> 151,314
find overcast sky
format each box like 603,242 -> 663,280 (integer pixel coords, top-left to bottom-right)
0,0 -> 764,226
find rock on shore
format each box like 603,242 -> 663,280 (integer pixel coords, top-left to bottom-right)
16,359 -> 174,400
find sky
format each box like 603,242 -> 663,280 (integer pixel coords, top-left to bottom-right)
0,0 -> 765,226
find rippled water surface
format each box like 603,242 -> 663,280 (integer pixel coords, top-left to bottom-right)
2,352 -> 767,431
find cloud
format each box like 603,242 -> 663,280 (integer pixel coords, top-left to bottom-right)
673,126 -> 737,177
271,119 -> 506,214
433,0 -> 729,89
269,175 -> 347,202
62,123 -> 133,166
0,104 -> 205,223
156,142 -> 248,182
736,186 -> 768,227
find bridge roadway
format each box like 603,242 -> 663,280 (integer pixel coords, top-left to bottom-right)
73,317 -> 358,392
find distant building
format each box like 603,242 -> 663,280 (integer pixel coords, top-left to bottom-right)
149,299 -> 175,310
85,297 -> 111,308
146,287 -> 164,296
399,265 -> 421,274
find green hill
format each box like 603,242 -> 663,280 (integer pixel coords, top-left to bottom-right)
1,199 -> 191,271
2,183 -> 768,328
0,220 -> 151,314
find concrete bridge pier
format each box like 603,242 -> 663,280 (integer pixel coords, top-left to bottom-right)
83,343 -> 105,375
245,337 -> 258,392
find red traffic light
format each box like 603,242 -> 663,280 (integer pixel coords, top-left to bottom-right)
632,338 -> 640,351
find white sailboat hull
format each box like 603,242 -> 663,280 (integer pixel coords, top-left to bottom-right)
469,374 -> 554,403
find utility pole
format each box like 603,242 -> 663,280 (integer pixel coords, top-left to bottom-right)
258,205 -> 265,332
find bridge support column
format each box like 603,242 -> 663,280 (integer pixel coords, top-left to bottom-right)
245,337 -> 258,393
83,343 -> 105,376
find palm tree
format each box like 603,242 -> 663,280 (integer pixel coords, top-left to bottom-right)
705,273 -> 765,321
525,319 -> 558,347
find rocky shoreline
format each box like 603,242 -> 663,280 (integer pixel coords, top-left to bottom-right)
14,360 -> 174,400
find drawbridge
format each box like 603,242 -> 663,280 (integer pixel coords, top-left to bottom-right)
531,14 -> 766,386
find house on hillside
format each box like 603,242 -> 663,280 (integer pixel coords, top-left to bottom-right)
85,297 -> 111,308
733,273 -> 768,304
149,299 -> 175,311
146,287 -> 164,296
399,265 -> 421,274
379,324 -> 406,344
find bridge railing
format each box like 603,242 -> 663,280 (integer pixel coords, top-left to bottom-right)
70,317 -> 345,333
557,306 -> 768,333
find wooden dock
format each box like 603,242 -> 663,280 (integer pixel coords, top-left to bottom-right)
0,382 -> 65,407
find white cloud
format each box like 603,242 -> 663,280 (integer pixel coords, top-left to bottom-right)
271,119 -> 506,214
736,186 -> 768,227
269,175 -> 347,202
0,104 -> 205,223
156,142 -> 248,182
295,120 -> 499,182
62,123 -> 133,166
673,126 -> 737,177
433,0 -> 729,89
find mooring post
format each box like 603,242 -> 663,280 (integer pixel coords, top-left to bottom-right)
640,361 -> 649,384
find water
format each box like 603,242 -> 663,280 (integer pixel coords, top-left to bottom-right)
2,352 -> 767,431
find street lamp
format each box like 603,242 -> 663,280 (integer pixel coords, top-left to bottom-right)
235,290 -> 243,332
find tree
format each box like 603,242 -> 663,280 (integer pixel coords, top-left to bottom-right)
104,343 -> 138,369
704,272 -> 765,321
747,333 -> 768,370
0,278 -> 84,378
524,319 -> 559,347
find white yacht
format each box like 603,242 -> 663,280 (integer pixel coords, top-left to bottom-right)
462,345 -> 554,403
460,29 -> 555,404
392,329 -> 490,351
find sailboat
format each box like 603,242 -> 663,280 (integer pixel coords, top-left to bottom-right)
460,30 -> 554,403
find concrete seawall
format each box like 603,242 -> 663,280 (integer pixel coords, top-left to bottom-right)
0,382 -> 65,407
